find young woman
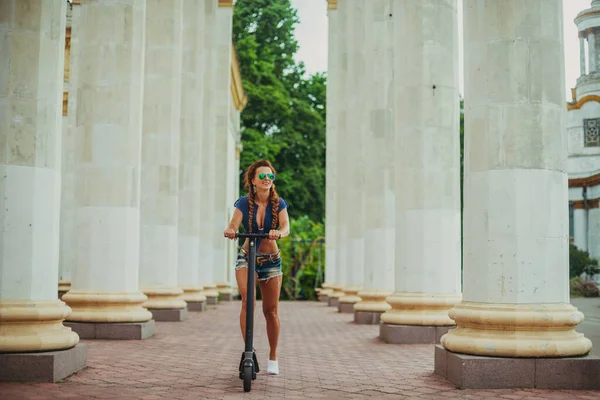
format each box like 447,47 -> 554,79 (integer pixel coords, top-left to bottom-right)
224,159 -> 290,375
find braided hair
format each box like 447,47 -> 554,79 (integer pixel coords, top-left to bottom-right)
243,160 -> 280,233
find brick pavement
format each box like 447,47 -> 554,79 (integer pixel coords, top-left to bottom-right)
1,301 -> 599,400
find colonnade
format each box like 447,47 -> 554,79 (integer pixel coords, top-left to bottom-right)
322,0 -> 594,384
0,0 -> 245,364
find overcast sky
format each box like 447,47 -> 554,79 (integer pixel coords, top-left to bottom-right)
290,0 -> 591,100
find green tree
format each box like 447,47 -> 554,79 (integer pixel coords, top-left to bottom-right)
233,0 -> 326,223
569,244 -> 600,278
277,216 -> 325,300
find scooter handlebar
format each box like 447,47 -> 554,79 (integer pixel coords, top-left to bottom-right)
234,233 -> 271,239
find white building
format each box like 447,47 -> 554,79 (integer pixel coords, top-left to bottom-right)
567,0 -> 600,265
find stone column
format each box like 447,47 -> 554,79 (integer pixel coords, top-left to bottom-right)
224,52 -> 245,300
178,0 -> 207,312
213,3 -> 234,301
589,29 -> 596,73
59,2 -> 80,300
353,0 -> 395,325
338,0 -> 366,314
139,0 -> 187,321
0,0 -> 86,381
574,207 -> 587,251
379,0 -> 462,344
580,34 -> 587,76
437,1 -> 595,389
230,140 -> 243,298
322,0 -> 339,304
62,0 -> 154,340
199,0 -> 219,304
328,0 -> 349,309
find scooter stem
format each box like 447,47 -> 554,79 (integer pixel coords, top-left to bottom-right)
245,238 -> 257,353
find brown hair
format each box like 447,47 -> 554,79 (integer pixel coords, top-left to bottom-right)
243,159 -> 280,232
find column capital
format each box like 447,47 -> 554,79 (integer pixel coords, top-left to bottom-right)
231,42 -> 248,111
328,0 -> 338,10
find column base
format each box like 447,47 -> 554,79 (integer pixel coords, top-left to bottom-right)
441,302 -> 593,357
147,307 -> 187,322
318,287 -> 333,302
327,286 -> 344,307
339,289 -> 361,314
58,280 -> 71,300
434,345 -> 600,390
64,320 -> 155,340
220,293 -> 233,301
186,301 -> 206,312
354,310 -> 384,325
338,302 -> 356,313
0,300 -> 80,352
142,286 -> 186,310
216,283 -> 233,301
62,291 -> 153,323
206,295 -> 219,305
380,292 -> 461,326
0,343 -> 87,383
355,290 -> 392,313
181,286 -> 207,303
203,285 -> 219,305
380,324 -> 452,344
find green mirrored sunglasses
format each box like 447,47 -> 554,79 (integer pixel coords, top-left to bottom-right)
258,173 -> 275,181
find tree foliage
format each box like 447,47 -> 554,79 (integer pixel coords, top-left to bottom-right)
569,244 -> 600,279
233,0 -> 326,223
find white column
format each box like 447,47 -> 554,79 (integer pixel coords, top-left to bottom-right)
0,0 -> 78,352
224,68 -> 244,298
199,0 -> 219,302
139,0 -> 186,315
176,0 -> 206,309
213,3 -> 234,298
381,0 -> 462,328
62,0 -> 152,324
589,207 -> 600,260
354,0 -> 395,318
580,35 -> 587,76
329,0 -> 349,305
59,2 -> 81,297
323,1 -> 339,300
338,0 -> 366,310
588,29 -> 596,73
441,0 -> 591,357
574,208 -> 587,251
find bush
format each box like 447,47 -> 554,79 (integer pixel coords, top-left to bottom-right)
570,276 -> 600,298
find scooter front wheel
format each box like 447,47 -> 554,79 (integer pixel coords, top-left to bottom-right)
243,365 -> 253,392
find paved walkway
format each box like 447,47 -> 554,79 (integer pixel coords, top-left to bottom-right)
1,300 -> 599,400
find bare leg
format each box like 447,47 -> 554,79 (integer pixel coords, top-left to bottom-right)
235,267 -> 256,341
259,275 -> 283,360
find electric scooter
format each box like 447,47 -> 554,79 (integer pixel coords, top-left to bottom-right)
233,232 -> 271,392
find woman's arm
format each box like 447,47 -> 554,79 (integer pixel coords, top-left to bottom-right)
224,208 -> 243,239
276,208 -> 290,239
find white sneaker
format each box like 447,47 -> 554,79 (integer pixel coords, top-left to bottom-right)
267,360 -> 279,375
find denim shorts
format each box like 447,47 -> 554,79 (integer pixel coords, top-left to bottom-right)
235,248 -> 283,281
